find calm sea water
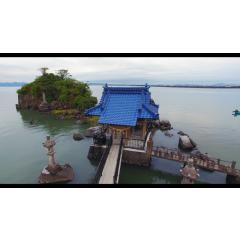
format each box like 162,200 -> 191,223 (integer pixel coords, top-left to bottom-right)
0,86 -> 239,184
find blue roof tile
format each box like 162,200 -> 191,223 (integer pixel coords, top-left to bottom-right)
85,84 -> 159,126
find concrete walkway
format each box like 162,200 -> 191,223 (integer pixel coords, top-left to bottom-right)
99,145 -> 120,184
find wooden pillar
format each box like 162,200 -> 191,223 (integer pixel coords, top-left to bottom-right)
146,135 -> 153,157
126,128 -> 129,138
142,120 -> 147,139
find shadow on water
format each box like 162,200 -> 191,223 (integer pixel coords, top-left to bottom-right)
119,164 -> 182,184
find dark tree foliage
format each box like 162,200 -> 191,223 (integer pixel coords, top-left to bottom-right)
56,69 -> 71,79
17,70 -> 97,112
39,67 -> 49,75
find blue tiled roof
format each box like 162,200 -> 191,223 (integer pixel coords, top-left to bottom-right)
85,84 -> 159,126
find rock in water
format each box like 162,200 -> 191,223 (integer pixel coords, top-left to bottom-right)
73,133 -> 84,141
16,104 -> 21,110
84,126 -> 101,137
93,129 -> 106,145
164,131 -> 173,137
39,164 -> 74,184
177,131 -> 188,136
157,119 -> 172,130
179,135 -> 195,150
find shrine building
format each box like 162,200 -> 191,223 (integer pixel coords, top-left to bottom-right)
85,84 -> 159,140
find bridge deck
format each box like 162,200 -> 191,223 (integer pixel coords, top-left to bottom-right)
99,145 -> 120,184
152,146 -> 240,177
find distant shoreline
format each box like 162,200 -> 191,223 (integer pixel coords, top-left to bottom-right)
88,83 -> 240,89
1,82 -> 240,89
153,85 -> 240,89
0,82 -> 25,87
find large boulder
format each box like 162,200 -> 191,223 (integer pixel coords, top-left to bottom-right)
178,131 -> 188,136
84,126 -> 101,137
157,119 -> 172,130
73,133 -> 84,141
179,135 -> 196,150
39,164 -> 74,184
93,129 -> 106,145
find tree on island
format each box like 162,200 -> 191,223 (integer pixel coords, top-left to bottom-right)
57,69 -> 72,79
39,67 -> 49,76
17,68 -> 97,112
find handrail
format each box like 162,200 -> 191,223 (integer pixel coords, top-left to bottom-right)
113,136 -> 124,184
94,135 -> 112,184
152,145 -> 236,167
123,138 -> 144,150
143,128 -> 152,149
122,129 -> 152,151
144,127 -> 152,145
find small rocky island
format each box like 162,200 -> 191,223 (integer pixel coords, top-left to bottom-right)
16,68 -> 97,120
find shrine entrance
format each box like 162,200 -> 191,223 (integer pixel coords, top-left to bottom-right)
107,125 -> 130,144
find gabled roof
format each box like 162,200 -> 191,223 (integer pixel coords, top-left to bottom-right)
85,84 -> 159,126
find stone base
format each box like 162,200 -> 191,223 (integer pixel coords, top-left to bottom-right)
179,135 -> 196,151
16,104 -> 21,110
226,175 -> 240,184
122,149 -> 151,167
39,164 -> 74,184
87,145 -> 106,162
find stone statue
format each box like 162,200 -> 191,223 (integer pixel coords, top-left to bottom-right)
42,136 -> 58,171
39,136 -> 74,184
38,92 -> 50,112
180,158 -> 200,184
42,92 -> 47,103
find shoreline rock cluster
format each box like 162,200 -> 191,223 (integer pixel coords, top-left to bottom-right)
154,119 -> 197,151
177,131 -> 197,151
153,119 -> 172,131
84,126 -> 101,137
73,126 -> 101,142
39,164 -> 74,184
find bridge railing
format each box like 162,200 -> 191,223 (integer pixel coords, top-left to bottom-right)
123,130 -> 152,150
143,128 -> 152,148
113,135 -> 124,184
123,138 -> 145,150
94,135 -> 113,184
152,146 -> 237,171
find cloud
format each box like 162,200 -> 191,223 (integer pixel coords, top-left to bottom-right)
0,57 -> 240,84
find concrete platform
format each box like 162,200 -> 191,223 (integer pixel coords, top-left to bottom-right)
99,145 -> 120,184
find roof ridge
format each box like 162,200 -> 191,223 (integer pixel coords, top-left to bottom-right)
101,90 -> 110,115
85,84 -> 159,126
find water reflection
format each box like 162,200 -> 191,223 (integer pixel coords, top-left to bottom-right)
119,164 -> 182,184
18,110 -> 90,136
0,86 -> 239,184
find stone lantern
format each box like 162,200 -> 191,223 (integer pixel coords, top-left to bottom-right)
42,136 -> 58,172
39,136 -> 74,184
39,92 -> 50,112
180,158 -> 200,184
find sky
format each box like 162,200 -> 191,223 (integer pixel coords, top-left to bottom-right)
0,57 -> 240,85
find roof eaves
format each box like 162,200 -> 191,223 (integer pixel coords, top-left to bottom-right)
84,104 -> 102,115
142,103 -> 158,117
